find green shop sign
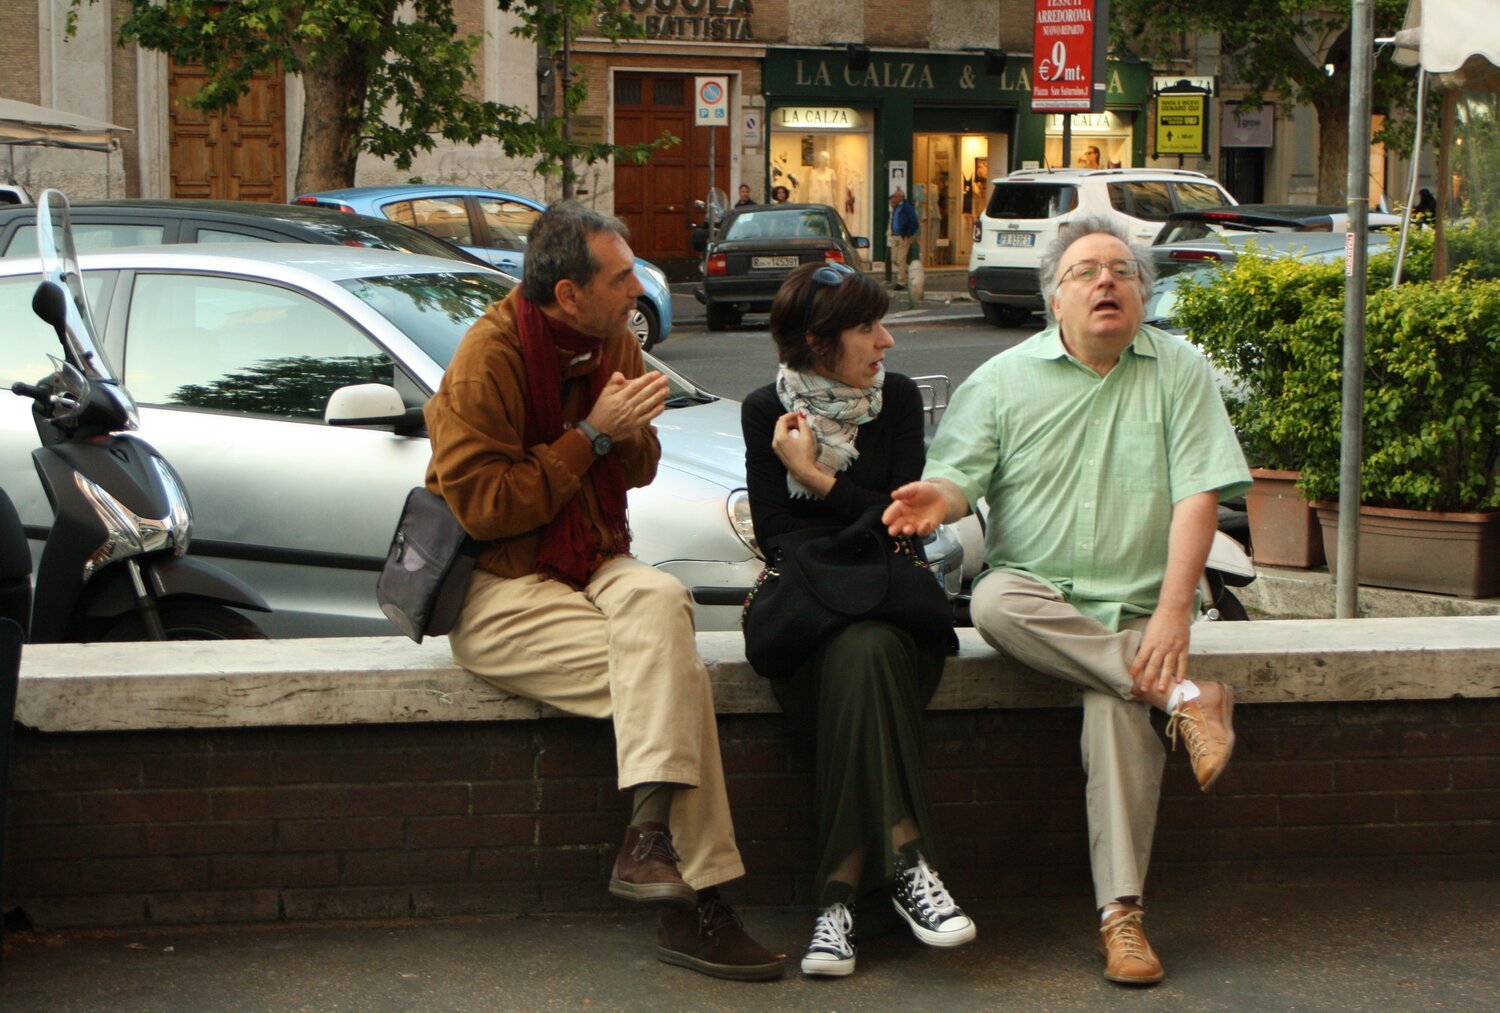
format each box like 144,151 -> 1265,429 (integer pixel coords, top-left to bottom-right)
764,49 -> 1147,106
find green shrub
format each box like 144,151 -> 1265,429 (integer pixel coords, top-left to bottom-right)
1174,239 -> 1500,513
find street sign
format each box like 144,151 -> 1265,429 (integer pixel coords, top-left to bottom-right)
695,76 -> 729,126
1155,92 -> 1207,156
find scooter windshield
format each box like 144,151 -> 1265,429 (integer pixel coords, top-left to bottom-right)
34,189 -> 120,386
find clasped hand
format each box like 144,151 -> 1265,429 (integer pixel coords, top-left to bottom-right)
585,371 -> 669,438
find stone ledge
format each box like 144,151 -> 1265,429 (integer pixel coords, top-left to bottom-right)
1242,566 -> 1500,620
15,616 -> 1500,733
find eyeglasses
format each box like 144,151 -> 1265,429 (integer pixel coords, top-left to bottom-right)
802,261 -> 857,328
1061,258 -> 1140,284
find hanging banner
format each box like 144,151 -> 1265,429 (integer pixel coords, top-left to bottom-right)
1031,0 -> 1110,113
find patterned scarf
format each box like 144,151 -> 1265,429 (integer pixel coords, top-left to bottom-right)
775,364 -> 884,498
516,294 -> 630,588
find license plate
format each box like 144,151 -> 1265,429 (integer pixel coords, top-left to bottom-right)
997,232 -> 1036,247
752,256 -> 799,269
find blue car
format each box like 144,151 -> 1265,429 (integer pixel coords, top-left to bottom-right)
296,185 -> 673,350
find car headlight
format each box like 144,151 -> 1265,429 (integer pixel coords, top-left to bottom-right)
639,262 -> 668,290
727,489 -> 762,559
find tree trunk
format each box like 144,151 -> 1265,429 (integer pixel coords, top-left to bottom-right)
1315,95 -> 1350,204
294,49 -> 371,194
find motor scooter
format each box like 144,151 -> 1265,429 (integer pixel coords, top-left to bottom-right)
10,190 -> 270,642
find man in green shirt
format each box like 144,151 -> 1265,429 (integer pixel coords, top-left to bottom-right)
883,216 -> 1251,987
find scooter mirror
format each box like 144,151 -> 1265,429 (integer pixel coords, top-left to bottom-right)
31,279 -> 68,334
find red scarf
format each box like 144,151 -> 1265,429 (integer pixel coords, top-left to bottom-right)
516,294 -> 631,588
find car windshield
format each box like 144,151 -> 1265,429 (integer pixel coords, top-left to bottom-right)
723,210 -> 835,240
985,184 -> 1076,220
338,270 -> 706,402
305,218 -> 479,262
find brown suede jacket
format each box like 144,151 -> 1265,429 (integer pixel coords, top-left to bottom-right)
423,289 -> 661,579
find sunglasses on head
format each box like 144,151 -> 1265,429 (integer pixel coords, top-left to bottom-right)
802,261 -> 857,330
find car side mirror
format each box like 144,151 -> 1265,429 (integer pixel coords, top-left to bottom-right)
325,383 -> 425,435
853,236 -> 870,249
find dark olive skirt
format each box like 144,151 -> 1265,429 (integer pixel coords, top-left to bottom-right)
770,620 -> 947,905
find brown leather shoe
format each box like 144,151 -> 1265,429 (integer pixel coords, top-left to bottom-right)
657,896 -> 786,981
609,822 -> 696,909
1167,682 -> 1236,791
1099,909 -> 1164,985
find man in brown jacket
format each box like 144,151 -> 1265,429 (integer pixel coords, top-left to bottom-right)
424,201 -> 783,981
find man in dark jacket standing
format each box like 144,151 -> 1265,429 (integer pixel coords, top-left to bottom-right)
888,189 -> 919,290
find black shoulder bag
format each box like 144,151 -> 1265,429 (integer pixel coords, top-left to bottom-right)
376,487 -> 480,643
741,504 -> 956,680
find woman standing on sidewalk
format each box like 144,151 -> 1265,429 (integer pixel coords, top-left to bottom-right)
741,261 -> 974,978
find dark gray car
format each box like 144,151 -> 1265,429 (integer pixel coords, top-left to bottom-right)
696,203 -> 869,331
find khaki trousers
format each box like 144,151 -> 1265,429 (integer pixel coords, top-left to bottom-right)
890,234 -> 914,286
448,555 -> 744,890
970,570 -> 1164,910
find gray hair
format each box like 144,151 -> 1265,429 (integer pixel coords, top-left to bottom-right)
520,200 -> 630,306
1038,215 -> 1155,324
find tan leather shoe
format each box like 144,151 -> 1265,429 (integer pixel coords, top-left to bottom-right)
1167,682 -> 1236,791
1099,909 -> 1164,985
609,822 -> 696,909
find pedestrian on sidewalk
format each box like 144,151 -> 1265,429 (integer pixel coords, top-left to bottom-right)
742,262 -> 975,979
883,215 -> 1250,987
735,184 -> 756,208
424,201 -> 784,983
888,189 -> 918,291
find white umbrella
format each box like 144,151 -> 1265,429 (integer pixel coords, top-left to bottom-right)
0,97 -> 132,197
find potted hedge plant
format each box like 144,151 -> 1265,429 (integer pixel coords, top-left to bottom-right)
1175,230 -> 1500,596
1173,250 -> 1339,567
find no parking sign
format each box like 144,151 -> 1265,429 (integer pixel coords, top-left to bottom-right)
695,76 -> 729,126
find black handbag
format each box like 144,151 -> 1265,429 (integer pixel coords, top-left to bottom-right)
741,504 -> 956,680
376,487 -> 480,643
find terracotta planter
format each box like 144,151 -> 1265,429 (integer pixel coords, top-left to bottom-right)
1244,468 -> 1325,568
1313,504 -> 1500,598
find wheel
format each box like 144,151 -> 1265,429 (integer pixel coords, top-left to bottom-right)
706,300 -> 733,332
1202,573 -> 1250,622
980,302 -> 1031,327
628,299 -> 660,351
102,601 -> 270,641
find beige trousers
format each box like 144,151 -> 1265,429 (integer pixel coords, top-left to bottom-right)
448,555 -> 745,890
970,570 -> 1165,910
890,234 -> 914,286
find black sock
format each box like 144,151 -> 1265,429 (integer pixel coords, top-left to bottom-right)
631,783 -> 673,826
818,880 -> 856,909
896,839 -> 926,869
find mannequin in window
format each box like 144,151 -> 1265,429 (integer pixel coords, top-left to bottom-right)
807,150 -> 840,208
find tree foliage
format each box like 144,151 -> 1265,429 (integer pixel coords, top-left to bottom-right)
77,0 -> 663,192
1109,1 -> 1414,202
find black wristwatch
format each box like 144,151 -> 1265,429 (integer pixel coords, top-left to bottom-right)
576,420 -> 614,457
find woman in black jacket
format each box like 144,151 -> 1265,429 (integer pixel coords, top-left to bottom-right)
741,261 -> 974,978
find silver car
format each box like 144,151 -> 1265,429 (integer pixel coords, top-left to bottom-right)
0,244 -> 960,637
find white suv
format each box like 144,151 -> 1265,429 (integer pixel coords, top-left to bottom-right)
967,168 -> 1236,326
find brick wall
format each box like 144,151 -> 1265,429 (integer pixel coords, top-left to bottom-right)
5,699 -> 1499,928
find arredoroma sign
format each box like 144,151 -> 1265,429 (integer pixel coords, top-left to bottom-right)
624,0 -> 754,41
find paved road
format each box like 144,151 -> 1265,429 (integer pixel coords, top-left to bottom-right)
4,881 -> 1497,1010
655,275 -> 1041,402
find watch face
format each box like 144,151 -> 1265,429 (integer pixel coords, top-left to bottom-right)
593,433 -> 614,456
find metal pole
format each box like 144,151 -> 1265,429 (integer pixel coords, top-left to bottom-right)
561,11 -> 574,200
1392,69 -> 1427,288
1336,0 -> 1374,619
1062,114 -> 1073,167
708,126 -> 717,236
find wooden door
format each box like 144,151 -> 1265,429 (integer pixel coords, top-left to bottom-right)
169,62 -> 286,202
614,73 -> 728,271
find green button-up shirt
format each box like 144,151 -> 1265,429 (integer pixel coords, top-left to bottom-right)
925,324 -> 1251,631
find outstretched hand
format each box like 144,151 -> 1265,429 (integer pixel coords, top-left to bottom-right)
882,481 -> 949,538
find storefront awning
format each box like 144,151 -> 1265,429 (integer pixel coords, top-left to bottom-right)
0,98 -> 132,152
